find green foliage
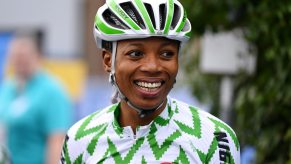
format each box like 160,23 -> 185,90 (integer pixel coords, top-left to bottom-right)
181,44 -> 221,116
180,0 -> 291,163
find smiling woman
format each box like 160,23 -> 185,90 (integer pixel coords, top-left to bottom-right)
60,0 -> 240,163
110,37 -> 179,128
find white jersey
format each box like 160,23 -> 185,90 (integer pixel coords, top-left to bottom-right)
61,97 -> 240,163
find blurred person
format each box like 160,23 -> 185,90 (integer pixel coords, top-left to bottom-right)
61,0 -> 240,163
0,34 -> 73,164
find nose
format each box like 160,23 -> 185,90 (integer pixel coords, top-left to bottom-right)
139,53 -> 162,73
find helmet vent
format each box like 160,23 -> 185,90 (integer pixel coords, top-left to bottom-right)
103,9 -> 130,29
182,19 -> 191,32
171,4 -> 181,30
159,4 -> 166,30
120,2 -> 146,29
144,3 -> 156,30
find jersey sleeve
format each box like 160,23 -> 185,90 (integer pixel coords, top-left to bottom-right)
59,106 -> 113,164
59,115 -> 93,164
206,115 -> 240,164
60,131 -> 86,164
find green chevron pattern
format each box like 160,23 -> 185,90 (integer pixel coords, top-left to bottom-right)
147,124 -> 182,159
197,126 -> 236,164
141,156 -> 147,164
75,110 -> 106,140
208,117 -> 240,150
73,154 -> 83,164
174,106 -> 202,138
154,105 -> 173,126
112,106 -> 123,137
107,104 -> 118,113
64,98 -> 239,163
227,149 -> 236,164
87,124 -> 108,155
174,146 -> 190,164
196,134 -> 218,163
62,136 -> 72,164
172,100 -> 179,113
99,137 -> 145,163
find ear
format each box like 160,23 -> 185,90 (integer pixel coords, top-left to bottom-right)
102,49 -> 112,73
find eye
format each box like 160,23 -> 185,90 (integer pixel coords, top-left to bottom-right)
161,51 -> 175,59
127,50 -> 144,58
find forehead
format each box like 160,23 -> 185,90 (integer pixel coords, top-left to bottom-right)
7,41 -> 40,65
118,37 -> 179,47
9,39 -> 37,55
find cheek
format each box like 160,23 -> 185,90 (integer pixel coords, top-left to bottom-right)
115,61 -> 126,73
172,66 -> 178,80
167,60 -> 178,78
115,61 -> 135,80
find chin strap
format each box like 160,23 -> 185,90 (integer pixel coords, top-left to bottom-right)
126,98 -> 165,118
110,73 -> 165,118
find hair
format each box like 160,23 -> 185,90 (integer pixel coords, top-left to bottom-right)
12,31 -> 43,55
102,40 -> 113,52
111,88 -> 120,104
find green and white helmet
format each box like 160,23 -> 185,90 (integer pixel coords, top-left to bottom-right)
94,0 -> 192,48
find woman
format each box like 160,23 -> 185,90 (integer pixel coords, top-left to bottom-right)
0,35 -> 72,164
61,0 -> 240,163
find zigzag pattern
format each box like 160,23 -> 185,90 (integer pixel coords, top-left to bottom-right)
174,106 -> 202,138
174,146 -> 190,163
208,117 -> 240,150
99,137 -> 145,163
147,123 -> 182,159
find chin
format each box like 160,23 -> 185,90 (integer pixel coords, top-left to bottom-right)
135,98 -> 166,110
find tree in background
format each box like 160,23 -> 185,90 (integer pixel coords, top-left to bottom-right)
179,0 -> 291,163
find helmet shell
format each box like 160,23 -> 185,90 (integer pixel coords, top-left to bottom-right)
94,0 -> 192,48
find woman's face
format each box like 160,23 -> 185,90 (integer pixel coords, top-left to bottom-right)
8,39 -> 39,81
113,37 -> 179,109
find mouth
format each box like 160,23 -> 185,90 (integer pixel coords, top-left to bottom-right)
133,80 -> 165,94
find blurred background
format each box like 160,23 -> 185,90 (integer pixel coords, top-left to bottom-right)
0,0 -> 290,163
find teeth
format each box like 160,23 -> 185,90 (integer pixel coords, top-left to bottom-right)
136,81 -> 162,88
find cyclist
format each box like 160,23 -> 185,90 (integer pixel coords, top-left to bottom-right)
61,0 -> 240,163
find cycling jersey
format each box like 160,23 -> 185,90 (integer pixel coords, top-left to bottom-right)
61,97 -> 240,163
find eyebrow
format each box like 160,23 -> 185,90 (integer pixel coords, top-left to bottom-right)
128,42 -> 177,48
119,41 -> 178,55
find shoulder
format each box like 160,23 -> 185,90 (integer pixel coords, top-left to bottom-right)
67,104 -> 117,139
0,79 -> 16,104
171,98 -> 238,140
0,78 -> 15,92
37,72 -> 63,91
62,104 -> 118,161
170,98 -> 240,163
36,72 -> 69,100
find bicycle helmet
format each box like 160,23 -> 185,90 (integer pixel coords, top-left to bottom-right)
94,0 -> 191,47
93,0 -> 192,118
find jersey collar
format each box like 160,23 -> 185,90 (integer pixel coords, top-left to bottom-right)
111,97 -> 174,137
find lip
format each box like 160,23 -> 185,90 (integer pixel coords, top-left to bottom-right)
134,78 -> 165,83
133,78 -> 165,98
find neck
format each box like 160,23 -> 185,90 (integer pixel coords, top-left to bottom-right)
16,68 -> 40,90
118,99 -> 167,133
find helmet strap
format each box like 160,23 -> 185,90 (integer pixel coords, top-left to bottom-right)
109,41 -> 165,118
